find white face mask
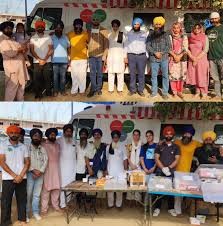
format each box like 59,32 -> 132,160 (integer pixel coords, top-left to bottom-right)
92,28 -> 99,34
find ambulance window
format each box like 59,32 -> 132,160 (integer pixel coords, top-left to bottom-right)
43,8 -> 63,30
184,13 -> 209,33
133,13 -> 164,31
76,119 -> 95,140
160,124 -> 193,140
214,125 -> 223,145
30,8 -> 43,31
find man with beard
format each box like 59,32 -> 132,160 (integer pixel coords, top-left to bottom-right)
58,124 -> 76,209
30,20 -> 54,99
26,129 -> 48,222
41,128 -> 61,214
52,21 -> 70,97
153,126 -> 180,217
87,14 -> 109,97
19,128 -> 26,144
174,126 -> 201,215
85,129 -> 107,178
124,18 -> 148,97
0,125 -> 30,226
106,130 -> 128,209
0,21 -> 29,101
194,131 -> 220,165
206,12 -> 223,100
147,16 -> 172,100
67,19 -> 89,96
76,128 -> 93,180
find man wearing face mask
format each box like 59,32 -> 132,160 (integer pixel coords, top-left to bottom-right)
57,124 -> 76,209
30,20 -> 54,99
174,126 -> 201,215
0,21 -> 29,101
41,128 -> 61,214
67,18 -> 89,96
52,21 -> 70,97
206,12 -> 223,100
0,125 -> 30,226
27,129 -> 48,222
76,128 -> 93,181
87,14 -> 109,98
194,130 -> 220,165
124,18 -> 148,97
153,126 -> 180,217
147,16 -> 172,100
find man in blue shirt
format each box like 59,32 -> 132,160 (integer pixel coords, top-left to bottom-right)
125,18 -> 148,97
140,130 -> 156,174
52,21 -> 70,96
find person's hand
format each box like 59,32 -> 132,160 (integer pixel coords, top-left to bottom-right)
124,58 -> 128,64
33,169 -> 42,177
89,168 -> 94,176
39,59 -> 46,66
13,175 -> 23,183
208,156 -> 217,163
18,46 -> 26,54
155,52 -> 162,59
25,60 -> 31,67
103,59 -> 107,67
192,59 -> 198,67
174,55 -> 181,63
144,168 -> 151,175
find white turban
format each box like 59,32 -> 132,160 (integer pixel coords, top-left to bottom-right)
210,12 -> 220,19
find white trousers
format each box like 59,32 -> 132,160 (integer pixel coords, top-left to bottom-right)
108,73 -> 124,92
174,196 -> 182,214
126,192 -> 141,201
107,192 -> 123,207
71,60 -> 88,94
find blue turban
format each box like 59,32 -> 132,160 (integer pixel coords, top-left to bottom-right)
92,128 -> 103,136
132,17 -> 143,27
183,125 -> 195,136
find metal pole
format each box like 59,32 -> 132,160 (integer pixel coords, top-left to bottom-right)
25,0 -> 28,29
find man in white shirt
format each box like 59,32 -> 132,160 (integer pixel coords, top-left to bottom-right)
0,125 -> 30,226
106,130 -> 128,209
30,20 -> 54,99
58,124 -> 76,208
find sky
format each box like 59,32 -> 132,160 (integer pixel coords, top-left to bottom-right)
0,102 -> 90,124
0,0 -> 39,16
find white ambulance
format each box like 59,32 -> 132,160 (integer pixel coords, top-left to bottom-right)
69,103 -> 223,145
27,0 -> 212,34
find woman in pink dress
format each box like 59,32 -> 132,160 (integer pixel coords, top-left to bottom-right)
169,22 -> 188,99
187,23 -> 209,100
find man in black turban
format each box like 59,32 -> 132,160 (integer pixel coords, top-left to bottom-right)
19,127 -> 26,144
0,21 -> 14,37
45,128 -> 58,142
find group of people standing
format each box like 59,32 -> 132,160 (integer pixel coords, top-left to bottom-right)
0,11 -> 223,101
1,123 -> 223,226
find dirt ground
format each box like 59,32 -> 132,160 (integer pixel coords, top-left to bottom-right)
8,199 -> 223,226
24,82 -> 222,103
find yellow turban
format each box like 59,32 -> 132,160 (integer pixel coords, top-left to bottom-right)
202,131 -> 216,141
153,16 -> 166,26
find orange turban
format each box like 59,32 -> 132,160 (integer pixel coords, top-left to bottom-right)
35,20 -> 46,29
163,126 -> 175,136
6,125 -> 21,134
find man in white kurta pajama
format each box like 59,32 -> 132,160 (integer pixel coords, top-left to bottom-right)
106,130 -> 128,208
58,124 -> 76,208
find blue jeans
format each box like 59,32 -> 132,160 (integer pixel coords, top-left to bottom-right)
26,172 -> 43,216
128,53 -> 147,93
89,57 -> 103,92
53,63 -> 67,93
151,60 -> 169,95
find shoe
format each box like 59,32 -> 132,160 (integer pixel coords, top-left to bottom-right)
109,91 -> 114,94
26,218 -> 30,223
168,209 -> 177,217
61,92 -> 68,96
128,91 -> 136,96
98,90 -> 102,95
138,91 -> 145,97
177,92 -> 184,99
33,214 -> 42,221
71,93 -> 78,97
162,94 -> 169,100
87,91 -> 95,98
193,93 -> 200,98
153,208 -> 160,217
150,93 -> 158,98
117,91 -> 123,95
116,206 -> 123,211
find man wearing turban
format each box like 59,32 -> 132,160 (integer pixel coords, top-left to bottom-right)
125,17 -> 148,97
174,125 -> 202,215
0,21 -> 29,101
0,125 -> 30,226
27,128 -> 48,222
147,16 -> 172,100
87,14 -> 109,98
57,124 -> 76,208
106,130 -> 128,209
194,130 -> 220,165
41,128 -> 61,214
30,20 -> 54,99
153,126 -> 180,217
67,18 -> 89,96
